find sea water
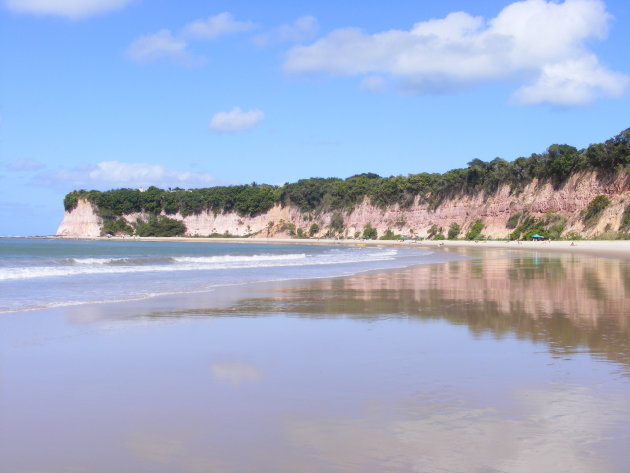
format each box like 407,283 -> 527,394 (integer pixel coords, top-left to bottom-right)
0,238 -> 450,313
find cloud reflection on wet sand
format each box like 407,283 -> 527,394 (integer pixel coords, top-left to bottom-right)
209,361 -> 263,385
3,248 -> 629,472
287,384 -> 629,473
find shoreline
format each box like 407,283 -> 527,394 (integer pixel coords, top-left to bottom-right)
44,235 -> 630,260
4,238 -> 629,472
3,236 -> 625,318
1,238 -> 462,316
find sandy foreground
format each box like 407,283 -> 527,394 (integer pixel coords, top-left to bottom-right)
52,235 -> 630,260
5,234 -> 630,473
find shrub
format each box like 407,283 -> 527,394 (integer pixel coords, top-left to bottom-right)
427,224 -> 442,239
380,229 -> 402,240
563,231 -> 583,240
208,232 -> 236,238
134,215 -> 186,237
466,219 -> 484,240
63,191 -> 81,211
506,213 -> 521,229
102,218 -> 133,236
547,222 -> 566,240
330,212 -> 344,233
309,223 -> 320,237
583,195 -> 611,227
362,223 -> 378,240
619,201 -> 630,232
447,223 -> 461,240
508,213 -> 566,240
277,220 -> 296,235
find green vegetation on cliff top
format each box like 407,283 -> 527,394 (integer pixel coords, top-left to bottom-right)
64,128 -> 629,219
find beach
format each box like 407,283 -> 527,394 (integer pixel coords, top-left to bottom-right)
55,234 -> 630,260
1,239 -> 629,472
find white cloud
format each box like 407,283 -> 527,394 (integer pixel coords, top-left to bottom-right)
283,0 -> 628,106
512,55 -> 629,106
126,12 -> 255,65
209,107 -> 264,132
6,159 -> 45,171
125,29 -> 204,66
253,15 -> 319,46
183,12 -> 256,40
33,161 -> 216,189
3,0 -> 133,19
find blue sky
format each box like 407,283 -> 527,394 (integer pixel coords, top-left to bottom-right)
1,0 -> 629,235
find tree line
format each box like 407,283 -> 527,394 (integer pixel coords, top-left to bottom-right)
64,128 -> 629,221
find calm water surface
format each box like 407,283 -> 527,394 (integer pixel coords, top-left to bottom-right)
1,244 -> 629,473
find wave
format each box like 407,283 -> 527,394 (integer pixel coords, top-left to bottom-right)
67,256 -> 170,265
68,257 -> 129,265
171,253 -> 307,263
66,253 -> 308,266
0,249 -> 399,281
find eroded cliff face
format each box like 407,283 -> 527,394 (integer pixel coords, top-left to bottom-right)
57,170 -> 630,238
57,199 -> 102,237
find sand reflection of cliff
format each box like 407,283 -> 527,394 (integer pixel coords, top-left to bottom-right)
240,251 -> 630,369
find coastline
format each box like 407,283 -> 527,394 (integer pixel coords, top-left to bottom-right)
48,235 -> 630,260
3,235 -> 629,471
1,238 -> 460,315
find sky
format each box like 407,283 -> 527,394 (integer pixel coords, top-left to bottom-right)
1,0 -> 629,235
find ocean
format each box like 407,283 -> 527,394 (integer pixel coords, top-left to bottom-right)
0,238 -> 452,313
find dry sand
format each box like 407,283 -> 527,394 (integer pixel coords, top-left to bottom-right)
52,235 -> 630,260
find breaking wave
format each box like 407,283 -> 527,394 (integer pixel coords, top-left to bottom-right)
0,249 -> 398,281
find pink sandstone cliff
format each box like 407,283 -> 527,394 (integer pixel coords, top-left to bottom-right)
57,170 -> 630,239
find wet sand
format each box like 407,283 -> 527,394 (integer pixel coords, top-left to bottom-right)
55,235 -> 630,260
1,247 -> 629,472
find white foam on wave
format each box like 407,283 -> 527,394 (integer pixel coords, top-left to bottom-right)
67,253 -> 308,265
172,253 -> 307,263
69,257 -> 122,264
0,249 -> 400,281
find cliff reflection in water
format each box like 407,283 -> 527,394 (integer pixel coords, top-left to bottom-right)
230,249 -> 630,370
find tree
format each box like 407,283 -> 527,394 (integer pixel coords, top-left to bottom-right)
134,215 -> 186,237
380,229 -> 401,240
362,223 -> 378,240
330,212 -> 344,233
427,224 -> 442,239
447,223 -> 461,240
546,144 -> 578,186
59,128 -> 630,236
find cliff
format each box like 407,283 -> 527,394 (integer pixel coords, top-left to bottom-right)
57,198 -> 103,237
57,170 -> 630,239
